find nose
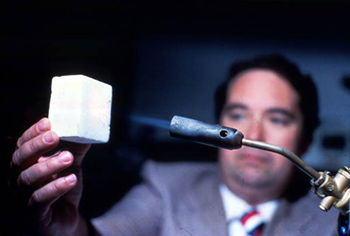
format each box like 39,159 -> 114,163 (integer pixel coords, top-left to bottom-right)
245,118 -> 265,141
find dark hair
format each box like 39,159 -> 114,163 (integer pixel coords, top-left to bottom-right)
215,54 -> 320,154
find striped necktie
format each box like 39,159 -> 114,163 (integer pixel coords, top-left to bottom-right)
240,210 -> 265,236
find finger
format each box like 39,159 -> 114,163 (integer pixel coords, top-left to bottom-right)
28,173 -> 77,209
59,141 -> 91,165
12,131 -> 60,170
17,151 -> 74,189
17,118 -> 51,148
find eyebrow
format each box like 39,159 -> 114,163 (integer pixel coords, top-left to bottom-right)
223,103 -> 297,120
223,103 -> 248,111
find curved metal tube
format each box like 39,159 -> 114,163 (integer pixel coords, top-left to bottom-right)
242,138 -> 320,180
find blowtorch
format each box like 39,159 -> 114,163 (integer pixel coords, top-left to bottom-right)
170,115 -> 350,236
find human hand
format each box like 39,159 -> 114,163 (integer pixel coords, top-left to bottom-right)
10,118 -> 91,235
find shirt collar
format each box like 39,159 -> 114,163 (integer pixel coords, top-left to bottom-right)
219,184 -> 279,222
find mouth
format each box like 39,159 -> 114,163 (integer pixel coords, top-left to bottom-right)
239,153 -> 270,166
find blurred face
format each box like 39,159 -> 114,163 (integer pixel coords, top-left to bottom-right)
219,69 -> 303,194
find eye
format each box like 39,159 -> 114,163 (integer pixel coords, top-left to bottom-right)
227,112 -> 245,121
270,116 -> 290,126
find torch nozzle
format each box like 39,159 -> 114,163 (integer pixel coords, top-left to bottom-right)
169,115 -> 244,150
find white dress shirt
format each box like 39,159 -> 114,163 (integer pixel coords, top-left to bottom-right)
219,184 -> 279,236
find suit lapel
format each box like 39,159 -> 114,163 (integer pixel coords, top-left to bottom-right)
176,165 -> 228,236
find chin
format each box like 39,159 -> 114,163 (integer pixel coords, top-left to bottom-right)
232,168 -> 274,188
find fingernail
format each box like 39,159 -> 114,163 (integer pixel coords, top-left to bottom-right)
60,152 -> 72,164
38,119 -> 48,132
43,132 -> 54,143
65,174 -> 77,184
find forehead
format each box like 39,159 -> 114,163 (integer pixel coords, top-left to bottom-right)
227,69 -> 300,107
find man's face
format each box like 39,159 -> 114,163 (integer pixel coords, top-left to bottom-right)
219,69 -> 303,192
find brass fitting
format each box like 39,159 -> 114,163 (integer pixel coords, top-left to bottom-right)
312,167 -> 350,214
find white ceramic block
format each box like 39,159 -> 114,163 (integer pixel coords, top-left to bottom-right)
48,75 -> 112,143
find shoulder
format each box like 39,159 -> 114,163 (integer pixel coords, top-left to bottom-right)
295,192 -> 338,234
289,191 -> 338,218
270,191 -> 338,235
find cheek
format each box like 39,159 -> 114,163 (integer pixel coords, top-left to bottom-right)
271,153 -> 295,178
273,152 -> 294,165
265,127 -> 301,152
219,148 -> 232,160
220,116 -> 250,134
218,148 -> 237,167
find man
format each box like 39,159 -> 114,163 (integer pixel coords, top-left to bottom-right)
11,54 -> 338,235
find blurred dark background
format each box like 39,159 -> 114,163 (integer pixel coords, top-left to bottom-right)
2,1 -> 350,235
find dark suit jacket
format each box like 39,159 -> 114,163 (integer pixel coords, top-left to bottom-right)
92,161 -> 338,236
